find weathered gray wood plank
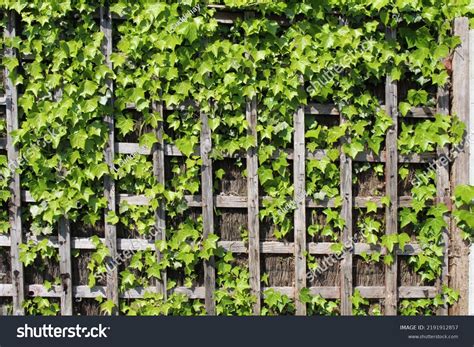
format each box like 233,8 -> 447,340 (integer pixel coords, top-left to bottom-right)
5,11 -> 24,316
126,101 -> 434,118
200,110 -> 216,315
100,4 -> 119,314
450,17 -> 470,315
21,190 -> 426,209
58,217 -> 72,315
0,284 -> 437,300
340,110 -> 353,316
304,103 -> 340,115
0,234 -> 423,256
152,101 -> 167,298
246,96 -> 260,314
384,27 -> 399,316
115,141 -> 435,164
294,102 -> 306,315
52,87 -> 73,316
435,85 -> 450,316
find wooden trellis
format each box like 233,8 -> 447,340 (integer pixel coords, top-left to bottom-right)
0,8 -> 471,316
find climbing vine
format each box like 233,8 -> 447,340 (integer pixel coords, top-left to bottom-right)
1,0 -> 473,316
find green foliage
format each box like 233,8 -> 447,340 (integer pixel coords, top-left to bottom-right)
215,251 -> 256,315
120,293 -> 205,316
402,170 -> 448,283
1,0 -> 472,316
88,235 -> 110,287
453,185 -> 474,240
19,239 -> 58,267
399,115 -> 464,154
352,289 -> 381,316
399,286 -> 459,316
308,208 -> 345,242
261,289 -> 295,315
23,297 -> 60,316
300,288 -> 339,316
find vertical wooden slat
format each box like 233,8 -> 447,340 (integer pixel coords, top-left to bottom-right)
100,4 -> 119,313
294,99 -> 306,316
54,87 -> 73,315
339,14 -> 353,316
152,100 -> 167,298
246,97 -> 260,315
244,10 -> 260,315
340,114 -> 353,316
200,110 -> 216,315
436,85 -> 450,316
450,17 -> 470,315
58,216 -> 72,315
384,27 -> 399,316
4,10 -> 24,316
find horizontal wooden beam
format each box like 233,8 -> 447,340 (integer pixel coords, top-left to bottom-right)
304,103 -> 340,115
115,141 -> 435,164
118,194 -> 410,208
20,191 -> 428,209
100,6 -> 293,27
5,98 -> 435,120
124,100 -> 435,119
0,235 -> 421,255
0,284 -> 437,300
405,107 -> 436,118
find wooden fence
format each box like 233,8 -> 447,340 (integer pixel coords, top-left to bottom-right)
0,8 -> 471,316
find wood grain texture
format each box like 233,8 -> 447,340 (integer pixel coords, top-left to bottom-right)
340,110 -> 353,316
384,27 -> 399,316
450,17 -> 470,315
52,87 -> 73,316
152,101 -> 167,298
293,102 -> 306,315
126,101 -> 434,119
58,217 -> 72,315
246,96 -> 261,315
200,110 -> 216,315
100,4 -> 119,314
4,11 -> 24,316
0,284 -> 438,300
21,190 -> 430,209
436,85 -> 450,316
0,235 -> 422,255
115,141 -> 435,163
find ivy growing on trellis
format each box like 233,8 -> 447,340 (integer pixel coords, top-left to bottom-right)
0,0 -> 473,316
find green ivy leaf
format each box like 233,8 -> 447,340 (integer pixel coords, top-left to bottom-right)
139,133 -> 158,150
